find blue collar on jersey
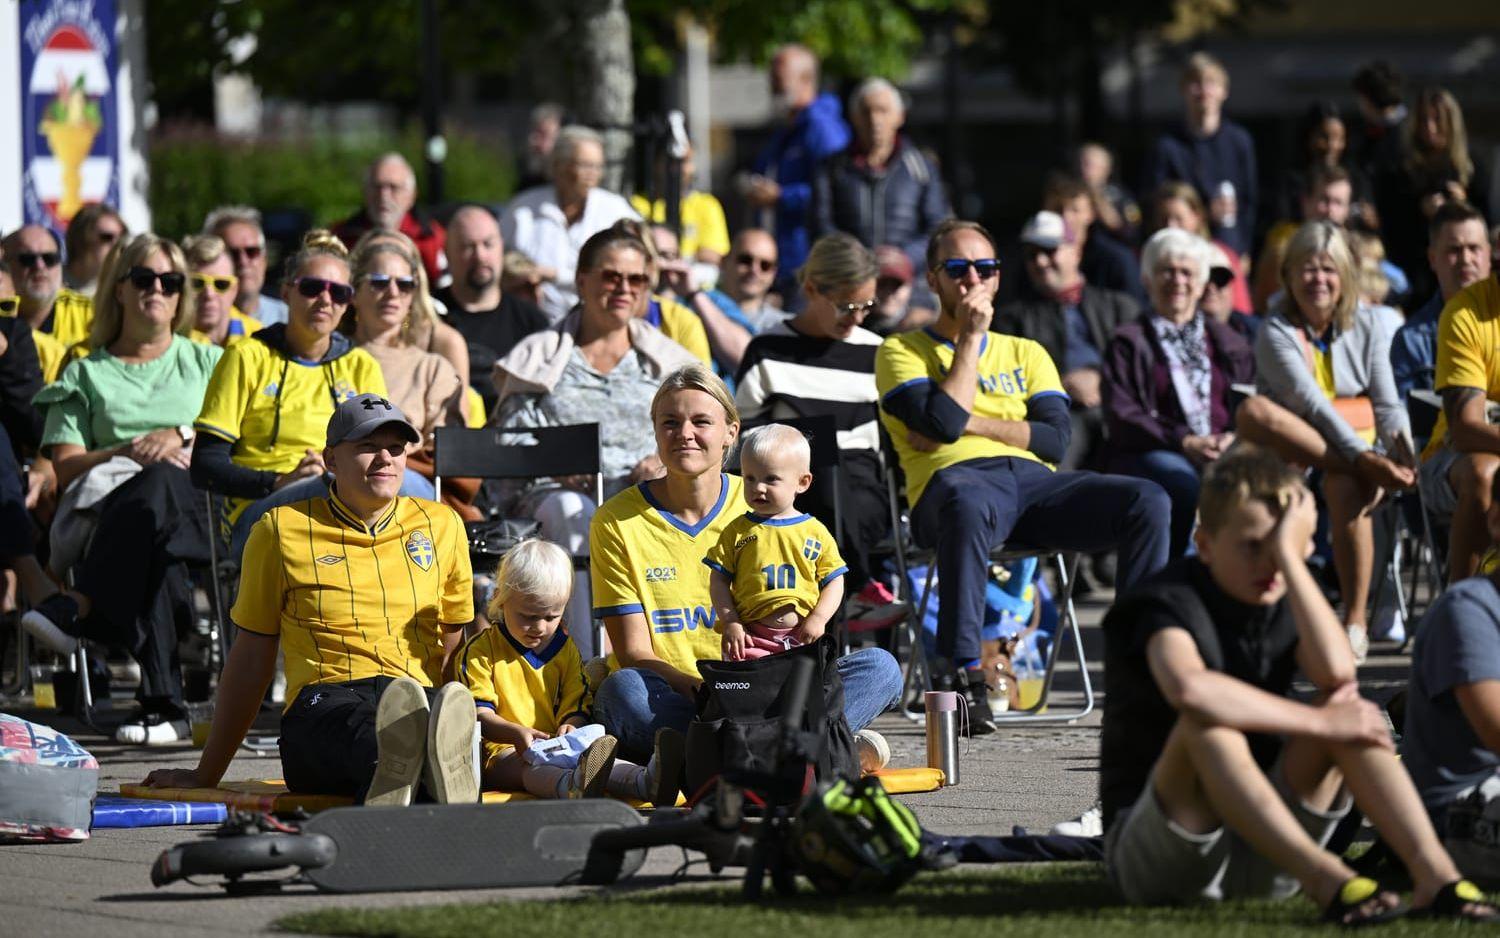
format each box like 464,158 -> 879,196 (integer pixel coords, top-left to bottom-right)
499,620 -> 570,669
745,511 -> 811,527
638,472 -> 730,537
923,325 -> 988,355
326,485 -> 399,535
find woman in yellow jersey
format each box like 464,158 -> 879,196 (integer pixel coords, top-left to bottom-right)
22,233 -> 221,744
588,362 -> 901,768
1237,222 -> 1415,662
181,234 -> 261,347
346,234 -> 462,504
495,227 -> 699,658
190,230 -> 391,560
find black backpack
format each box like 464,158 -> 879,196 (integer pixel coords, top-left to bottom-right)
684,636 -> 858,801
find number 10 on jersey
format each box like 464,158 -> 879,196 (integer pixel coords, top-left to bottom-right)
762,564 -> 796,590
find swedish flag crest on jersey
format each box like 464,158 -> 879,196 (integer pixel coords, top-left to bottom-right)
406,530 -> 435,571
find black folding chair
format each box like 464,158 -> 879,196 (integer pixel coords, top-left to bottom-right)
433,424 -> 603,648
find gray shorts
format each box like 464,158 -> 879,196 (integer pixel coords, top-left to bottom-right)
1420,443 -> 1463,519
1105,766 -> 1352,904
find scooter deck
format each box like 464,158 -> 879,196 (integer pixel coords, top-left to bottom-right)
303,801 -> 646,893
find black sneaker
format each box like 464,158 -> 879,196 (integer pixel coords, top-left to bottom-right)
959,667 -> 998,736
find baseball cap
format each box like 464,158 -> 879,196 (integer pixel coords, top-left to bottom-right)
875,245 -> 913,284
1019,211 -> 1074,250
326,394 -> 421,447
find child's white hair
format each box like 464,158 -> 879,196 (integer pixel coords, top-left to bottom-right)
486,538 -> 573,620
739,423 -> 811,473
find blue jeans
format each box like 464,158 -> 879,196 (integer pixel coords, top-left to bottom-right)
1112,450 -> 1203,558
592,647 -> 902,763
228,469 -> 435,561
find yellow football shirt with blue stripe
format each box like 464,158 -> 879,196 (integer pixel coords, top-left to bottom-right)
703,512 -> 847,622
875,327 -> 1066,504
590,473 -> 746,677
194,337 -> 386,527
457,625 -> 588,767
232,489 -> 474,712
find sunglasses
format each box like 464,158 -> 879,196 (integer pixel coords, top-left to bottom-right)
735,253 -> 776,273
0,296 -> 18,315
832,298 -> 877,318
296,276 -> 355,304
191,272 -> 238,294
597,269 -> 651,291
16,251 -> 61,269
122,266 -> 186,295
364,273 -> 417,294
939,258 -> 1001,280
226,245 -> 264,262
1207,268 -> 1235,289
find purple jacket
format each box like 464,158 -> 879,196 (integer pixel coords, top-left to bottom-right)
1102,312 -> 1254,457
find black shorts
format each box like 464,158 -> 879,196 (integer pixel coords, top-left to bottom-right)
280,677 -> 439,801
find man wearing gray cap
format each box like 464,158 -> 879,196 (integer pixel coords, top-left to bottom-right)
144,394 -> 479,806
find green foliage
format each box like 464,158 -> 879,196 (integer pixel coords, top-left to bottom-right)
630,0 -> 965,81
147,130 -> 515,240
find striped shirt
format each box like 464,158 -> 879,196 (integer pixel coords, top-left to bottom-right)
733,321 -> 882,452
232,490 -> 474,711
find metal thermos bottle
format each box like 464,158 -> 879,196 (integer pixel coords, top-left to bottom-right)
925,690 -> 961,786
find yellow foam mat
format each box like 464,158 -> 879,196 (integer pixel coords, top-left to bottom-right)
118,780 -> 354,814
871,766 -> 944,793
118,766 -> 939,815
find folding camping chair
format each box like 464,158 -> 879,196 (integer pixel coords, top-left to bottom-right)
879,443 -> 1094,726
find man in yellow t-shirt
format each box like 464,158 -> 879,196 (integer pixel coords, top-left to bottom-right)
1419,273 -> 1500,580
143,394 -> 479,806
876,219 -> 1170,732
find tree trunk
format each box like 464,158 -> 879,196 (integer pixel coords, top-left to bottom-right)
563,0 -> 635,194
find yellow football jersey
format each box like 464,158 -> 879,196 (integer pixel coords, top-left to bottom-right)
1425,276 -> 1500,461
457,624 -> 588,765
703,512 -> 847,622
876,327 -> 1066,504
44,289 -> 93,349
232,490 -> 474,711
590,473 -> 746,677
195,336 -> 386,527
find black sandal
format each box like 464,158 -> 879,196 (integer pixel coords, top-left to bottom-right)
1411,879 -> 1500,923
1321,876 -> 1405,927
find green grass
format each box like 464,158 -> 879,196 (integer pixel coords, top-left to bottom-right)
278,863 -> 1483,937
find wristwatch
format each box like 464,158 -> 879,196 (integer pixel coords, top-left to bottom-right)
176,425 -> 195,446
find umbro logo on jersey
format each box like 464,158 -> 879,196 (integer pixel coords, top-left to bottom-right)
406,530 -> 435,571
316,555 -> 343,566
644,566 -> 677,582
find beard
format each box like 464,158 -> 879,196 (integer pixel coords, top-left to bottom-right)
465,266 -> 496,292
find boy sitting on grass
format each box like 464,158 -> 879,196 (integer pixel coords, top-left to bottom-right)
459,538 -> 680,804
1100,445 -> 1496,924
706,424 -> 848,662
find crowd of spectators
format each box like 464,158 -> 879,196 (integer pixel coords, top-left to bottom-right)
7,44 -> 1500,919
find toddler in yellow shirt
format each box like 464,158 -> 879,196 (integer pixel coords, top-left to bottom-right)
705,424 -> 848,660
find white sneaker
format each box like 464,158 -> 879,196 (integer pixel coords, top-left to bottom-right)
114,712 -> 190,746
423,682 -> 479,804
854,728 -> 891,774
366,677 -> 430,806
1050,803 -> 1103,837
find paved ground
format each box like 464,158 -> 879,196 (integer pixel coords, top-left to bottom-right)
0,590 -> 1415,937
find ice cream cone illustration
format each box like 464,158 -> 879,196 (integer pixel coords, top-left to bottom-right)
40,73 -> 101,222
